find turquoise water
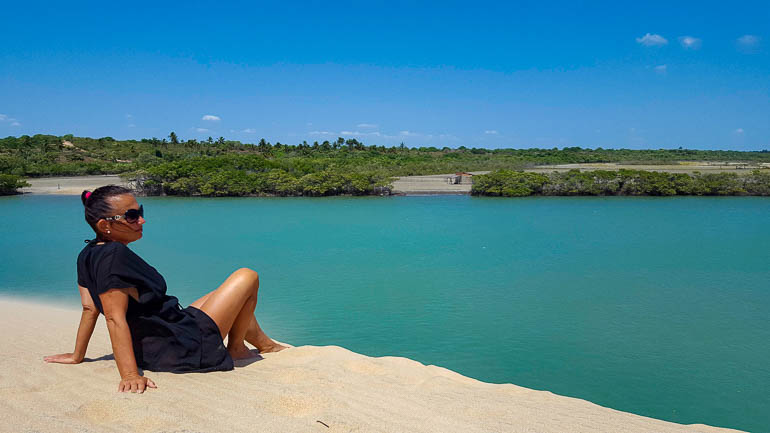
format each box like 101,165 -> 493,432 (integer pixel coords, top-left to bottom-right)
1,194 -> 768,432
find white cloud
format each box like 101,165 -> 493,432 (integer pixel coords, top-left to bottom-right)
127,123 -> 136,128
357,123 -> 378,128
242,128 -> 256,133
737,35 -> 759,47
399,130 -> 438,138
0,114 -> 17,123
678,36 -> 701,49
341,130 -> 382,137
196,128 -> 210,133
484,130 -> 499,135
654,64 -> 668,74
201,115 -> 221,121
309,129 -> 450,141
735,128 -> 744,134
125,114 -> 133,119
636,33 -> 668,46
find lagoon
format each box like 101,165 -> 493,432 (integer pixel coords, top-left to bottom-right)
1,194 -> 768,432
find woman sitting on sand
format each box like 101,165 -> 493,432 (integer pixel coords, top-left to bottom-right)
44,185 -> 285,392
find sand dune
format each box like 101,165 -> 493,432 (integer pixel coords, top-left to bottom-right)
0,297 -> 742,432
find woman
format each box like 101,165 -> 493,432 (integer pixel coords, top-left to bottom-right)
44,185 -> 286,393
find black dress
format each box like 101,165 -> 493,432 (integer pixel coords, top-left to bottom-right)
77,240 -> 233,373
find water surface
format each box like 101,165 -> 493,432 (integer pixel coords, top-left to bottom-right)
1,195 -> 768,432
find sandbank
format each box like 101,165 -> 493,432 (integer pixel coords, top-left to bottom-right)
391,173 -> 487,195
0,297 -> 742,432
20,175 -> 127,195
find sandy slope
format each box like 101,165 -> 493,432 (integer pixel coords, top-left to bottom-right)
0,297 -> 742,433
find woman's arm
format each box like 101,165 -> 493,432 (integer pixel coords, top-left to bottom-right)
100,288 -> 156,393
44,285 -> 100,364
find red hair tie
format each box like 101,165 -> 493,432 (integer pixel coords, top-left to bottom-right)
85,191 -> 92,199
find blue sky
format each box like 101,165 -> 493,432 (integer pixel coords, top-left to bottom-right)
1,1 -> 768,150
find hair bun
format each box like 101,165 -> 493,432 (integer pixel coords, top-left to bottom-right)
81,190 -> 91,206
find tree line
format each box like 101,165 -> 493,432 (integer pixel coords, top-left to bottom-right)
2,133 -> 769,196
131,154 -> 393,196
471,169 -> 770,197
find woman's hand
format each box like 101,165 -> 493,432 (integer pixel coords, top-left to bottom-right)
44,353 -> 83,364
118,374 -> 157,393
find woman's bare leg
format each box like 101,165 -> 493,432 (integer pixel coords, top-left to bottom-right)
189,292 -> 211,309
196,268 -> 259,359
245,315 -> 286,353
191,268 -> 286,357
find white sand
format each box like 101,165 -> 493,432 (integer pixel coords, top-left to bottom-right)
20,175 -> 127,195
0,297 -> 742,433
391,172 -> 489,194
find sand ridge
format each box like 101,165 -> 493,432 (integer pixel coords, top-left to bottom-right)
0,297 -> 743,432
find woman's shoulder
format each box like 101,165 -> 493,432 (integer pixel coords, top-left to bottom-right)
79,241 -> 135,261
102,242 -> 139,261
79,242 -> 150,281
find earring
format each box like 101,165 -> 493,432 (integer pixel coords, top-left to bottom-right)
107,230 -> 111,234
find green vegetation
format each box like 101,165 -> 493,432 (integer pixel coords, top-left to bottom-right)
132,155 -> 392,197
472,169 -> 770,197
0,174 -> 30,195
1,133 -> 769,196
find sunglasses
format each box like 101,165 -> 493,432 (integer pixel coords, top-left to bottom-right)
104,205 -> 144,223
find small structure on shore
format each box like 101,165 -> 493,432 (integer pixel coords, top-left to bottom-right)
725,162 -> 750,169
448,172 -> 474,185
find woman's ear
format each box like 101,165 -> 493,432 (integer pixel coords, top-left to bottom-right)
96,219 -> 111,235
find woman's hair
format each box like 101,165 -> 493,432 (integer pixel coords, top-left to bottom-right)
81,185 -> 133,239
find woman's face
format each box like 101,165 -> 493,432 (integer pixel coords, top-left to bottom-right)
98,193 -> 145,245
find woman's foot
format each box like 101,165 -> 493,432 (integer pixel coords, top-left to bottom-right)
257,342 -> 288,354
245,316 -> 288,353
227,343 -> 256,360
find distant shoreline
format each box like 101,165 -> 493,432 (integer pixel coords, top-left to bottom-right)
20,175 -> 128,196
4,133 -> 769,197
19,173 -> 478,196
18,163 -> 768,197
